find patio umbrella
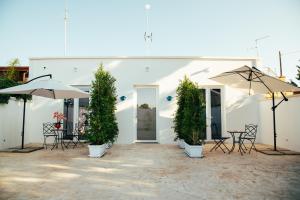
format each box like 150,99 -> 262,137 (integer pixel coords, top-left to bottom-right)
0,74 -> 90,150
210,65 -> 300,151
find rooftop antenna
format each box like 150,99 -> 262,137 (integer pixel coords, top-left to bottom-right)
64,0 -> 68,56
144,4 -> 152,55
254,35 -> 270,57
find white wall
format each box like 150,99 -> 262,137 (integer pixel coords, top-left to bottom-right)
259,95 -> 300,152
0,99 -> 24,149
27,57 -> 256,144
224,86 -> 261,139
3,57 -> 299,151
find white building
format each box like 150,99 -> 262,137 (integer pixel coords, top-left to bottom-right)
1,56 -> 299,152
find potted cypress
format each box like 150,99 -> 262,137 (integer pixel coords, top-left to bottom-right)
175,77 -> 206,157
87,64 -> 119,157
174,76 -> 192,148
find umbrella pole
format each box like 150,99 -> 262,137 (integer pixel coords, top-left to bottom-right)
272,92 -> 277,151
21,98 -> 27,149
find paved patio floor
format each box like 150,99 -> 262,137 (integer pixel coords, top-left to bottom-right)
1,144 -> 300,200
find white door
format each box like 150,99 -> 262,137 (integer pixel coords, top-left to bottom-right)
136,87 -> 157,141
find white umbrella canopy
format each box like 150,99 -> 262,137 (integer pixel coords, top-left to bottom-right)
210,65 -> 300,152
210,65 -> 300,94
0,75 -> 90,150
0,79 -> 89,99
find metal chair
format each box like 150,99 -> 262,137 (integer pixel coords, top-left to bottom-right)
210,122 -> 230,153
66,123 -> 87,148
43,122 -> 58,149
239,124 -> 258,154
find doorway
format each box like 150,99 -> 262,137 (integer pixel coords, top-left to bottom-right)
136,87 -> 157,141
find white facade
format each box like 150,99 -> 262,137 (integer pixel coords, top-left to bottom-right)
0,99 -> 24,149
1,56 -> 298,152
25,56 -> 258,145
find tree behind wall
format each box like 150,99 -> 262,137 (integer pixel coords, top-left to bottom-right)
87,64 -> 119,145
296,64 -> 300,81
0,78 -> 18,104
6,58 -> 19,81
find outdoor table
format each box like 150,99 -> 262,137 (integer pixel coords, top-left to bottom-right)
51,129 -> 67,150
227,131 -> 246,155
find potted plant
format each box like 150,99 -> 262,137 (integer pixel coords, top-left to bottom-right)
175,77 -> 206,157
87,64 -> 119,157
53,112 -> 66,129
173,76 -> 193,148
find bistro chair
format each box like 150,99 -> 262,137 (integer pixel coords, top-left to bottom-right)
43,122 -> 58,149
210,122 -> 230,153
63,121 -> 76,148
239,124 -> 258,154
66,122 -> 87,148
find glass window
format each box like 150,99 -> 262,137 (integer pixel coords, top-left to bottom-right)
210,89 -> 222,139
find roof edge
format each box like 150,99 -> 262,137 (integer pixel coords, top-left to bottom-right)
29,56 -> 258,61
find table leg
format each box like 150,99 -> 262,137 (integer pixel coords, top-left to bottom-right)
229,134 -> 235,153
60,132 -> 64,151
238,133 -> 244,155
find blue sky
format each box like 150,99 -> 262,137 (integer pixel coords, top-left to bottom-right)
0,0 -> 300,83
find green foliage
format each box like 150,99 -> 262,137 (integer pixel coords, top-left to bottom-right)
290,80 -> 298,87
173,76 -> 206,145
0,58 -> 31,104
296,65 -> 300,81
174,76 -> 192,141
139,103 -> 150,109
0,77 -> 32,104
87,64 -> 119,145
0,77 -> 18,104
6,58 -> 20,81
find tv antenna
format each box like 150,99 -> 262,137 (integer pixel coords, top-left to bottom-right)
64,0 -> 69,56
144,4 -> 152,55
254,35 -> 270,57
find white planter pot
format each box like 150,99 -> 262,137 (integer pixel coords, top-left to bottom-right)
184,143 -> 203,158
88,144 -> 106,158
178,139 -> 185,149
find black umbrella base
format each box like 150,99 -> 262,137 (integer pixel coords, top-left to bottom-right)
0,146 -> 43,153
256,147 -> 300,156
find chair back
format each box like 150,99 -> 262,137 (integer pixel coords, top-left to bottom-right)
43,122 -> 55,135
245,124 -> 258,138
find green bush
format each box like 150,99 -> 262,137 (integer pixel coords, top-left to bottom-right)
174,76 -> 192,141
87,64 -> 119,145
0,77 -> 32,104
0,77 -> 18,104
174,76 -> 206,145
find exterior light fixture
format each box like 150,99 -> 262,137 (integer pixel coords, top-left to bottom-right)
166,96 -> 173,101
120,96 -> 126,101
